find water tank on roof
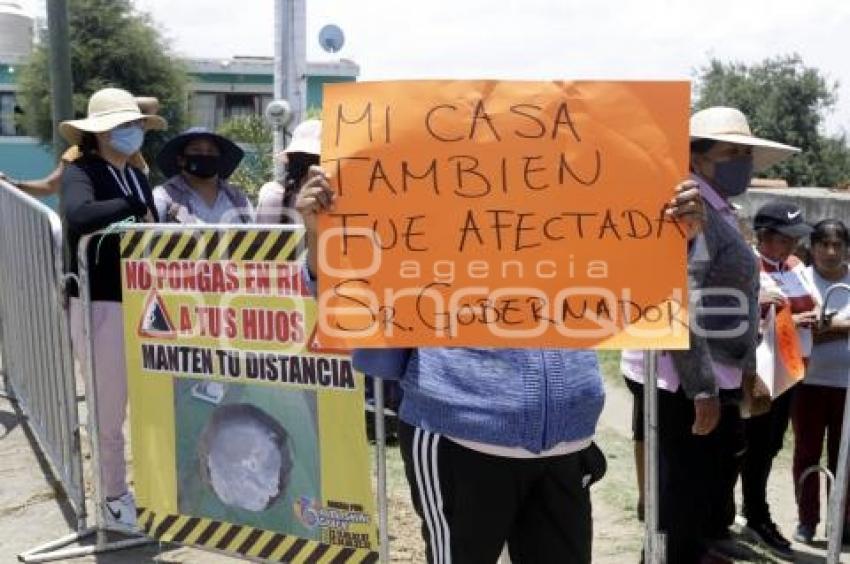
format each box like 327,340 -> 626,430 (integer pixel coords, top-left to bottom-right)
0,2 -> 33,58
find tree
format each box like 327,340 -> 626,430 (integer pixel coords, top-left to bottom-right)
16,0 -> 187,182
217,107 -> 324,198
694,54 -> 850,187
216,115 -> 274,199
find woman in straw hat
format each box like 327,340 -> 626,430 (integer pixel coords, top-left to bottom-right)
0,97 -> 160,197
621,106 -> 800,562
60,87 -> 166,529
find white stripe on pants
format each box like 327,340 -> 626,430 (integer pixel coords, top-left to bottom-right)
69,298 -> 128,499
413,427 -> 451,564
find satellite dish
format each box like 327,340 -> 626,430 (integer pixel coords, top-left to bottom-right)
318,24 -> 345,53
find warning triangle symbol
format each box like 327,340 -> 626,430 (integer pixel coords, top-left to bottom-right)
138,291 -> 176,339
306,325 -> 350,355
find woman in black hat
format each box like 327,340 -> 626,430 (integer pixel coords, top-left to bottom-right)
153,127 -> 254,224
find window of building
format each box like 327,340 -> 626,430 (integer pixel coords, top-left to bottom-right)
0,92 -> 23,136
189,92 -> 270,131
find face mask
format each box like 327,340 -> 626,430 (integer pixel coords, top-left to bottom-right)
183,154 -> 220,179
713,155 -> 754,197
109,125 -> 145,156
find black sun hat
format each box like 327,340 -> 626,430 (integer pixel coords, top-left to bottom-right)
156,127 -> 244,179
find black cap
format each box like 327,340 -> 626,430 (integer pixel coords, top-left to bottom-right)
753,202 -> 813,239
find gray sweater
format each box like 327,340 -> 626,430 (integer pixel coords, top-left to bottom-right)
670,203 -> 759,398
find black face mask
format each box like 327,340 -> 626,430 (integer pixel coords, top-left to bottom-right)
183,154 -> 220,179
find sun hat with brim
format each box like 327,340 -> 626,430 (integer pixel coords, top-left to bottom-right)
753,201 -> 814,239
59,87 -> 166,146
284,119 -> 321,156
690,106 -> 800,172
156,127 -> 245,179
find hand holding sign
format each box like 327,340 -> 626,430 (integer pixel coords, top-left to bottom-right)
316,80 -> 692,349
668,180 -> 705,240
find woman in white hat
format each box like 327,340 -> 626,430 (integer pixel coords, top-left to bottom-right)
60,87 -> 166,529
256,119 -> 321,224
621,106 -> 800,562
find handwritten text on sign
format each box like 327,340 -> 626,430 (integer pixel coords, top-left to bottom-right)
317,80 -> 690,348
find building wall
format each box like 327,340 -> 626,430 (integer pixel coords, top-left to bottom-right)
734,188 -> 850,226
186,69 -> 357,130
0,136 -> 58,207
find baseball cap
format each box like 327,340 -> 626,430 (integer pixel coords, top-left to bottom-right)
752,202 -> 813,239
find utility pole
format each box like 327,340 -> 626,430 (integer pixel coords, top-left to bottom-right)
273,0 -> 307,181
46,0 -> 74,158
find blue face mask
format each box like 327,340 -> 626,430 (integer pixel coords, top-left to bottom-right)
713,155 -> 754,197
109,125 -> 145,156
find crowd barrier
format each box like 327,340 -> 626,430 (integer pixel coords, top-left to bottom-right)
0,181 -> 86,532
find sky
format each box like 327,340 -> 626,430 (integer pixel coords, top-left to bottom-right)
22,0 -> 850,136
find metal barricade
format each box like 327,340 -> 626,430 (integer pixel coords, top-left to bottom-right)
823,283 -> 850,564
0,180 -> 86,523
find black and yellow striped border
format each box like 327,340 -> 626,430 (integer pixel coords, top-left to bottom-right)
120,228 -> 306,263
138,507 -> 378,563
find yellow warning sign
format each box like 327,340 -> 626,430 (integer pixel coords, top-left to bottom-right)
121,227 -> 378,562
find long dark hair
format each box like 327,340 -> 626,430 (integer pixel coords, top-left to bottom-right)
79,132 -> 100,155
811,219 -> 850,247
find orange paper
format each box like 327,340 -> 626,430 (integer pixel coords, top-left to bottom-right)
317,80 -> 690,348
776,306 -> 805,379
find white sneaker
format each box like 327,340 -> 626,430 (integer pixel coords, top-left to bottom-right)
104,491 -> 137,529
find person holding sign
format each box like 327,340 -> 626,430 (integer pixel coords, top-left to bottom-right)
297,161 -> 704,562
791,219 -> 850,544
621,106 -> 800,562
60,87 -> 165,529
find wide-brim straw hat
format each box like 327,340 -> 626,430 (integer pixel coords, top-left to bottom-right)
690,107 -> 800,172
284,119 -> 321,156
59,87 -> 167,145
156,127 -> 244,179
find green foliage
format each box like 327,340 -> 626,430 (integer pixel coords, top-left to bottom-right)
304,106 -> 323,120
216,110 -> 326,198
694,54 -> 850,187
216,115 -> 273,198
16,0 -> 187,183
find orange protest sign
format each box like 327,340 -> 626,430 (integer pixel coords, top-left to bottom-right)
317,80 -> 690,349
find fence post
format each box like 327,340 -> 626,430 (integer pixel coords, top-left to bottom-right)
824,282 -> 850,563
373,377 -> 391,563
644,350 -> 665,563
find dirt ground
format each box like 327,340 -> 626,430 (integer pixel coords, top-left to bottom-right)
2,352 -> 849,562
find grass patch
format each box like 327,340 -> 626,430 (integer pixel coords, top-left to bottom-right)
597,350 -> 624,389
592,426 -> 644,560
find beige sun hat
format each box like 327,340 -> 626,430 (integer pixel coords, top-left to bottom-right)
59,87 -> 167,145
690,106 -> 800,172
284,119 -> 321,155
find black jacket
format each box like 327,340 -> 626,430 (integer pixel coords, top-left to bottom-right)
61,154 -> 159,301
